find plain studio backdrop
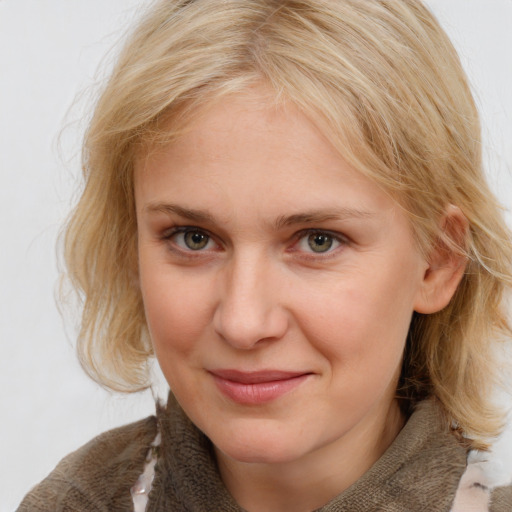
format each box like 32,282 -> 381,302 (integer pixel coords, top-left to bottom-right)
1,1 -> 511,510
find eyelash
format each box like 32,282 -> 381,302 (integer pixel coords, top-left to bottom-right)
160,226 -> 348,259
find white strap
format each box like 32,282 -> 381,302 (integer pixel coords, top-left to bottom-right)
131,432 -> 161,512
451,452 -> 493,512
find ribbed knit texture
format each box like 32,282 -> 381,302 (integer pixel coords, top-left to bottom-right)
490,485 -> 512,510
18,394 -> 511,511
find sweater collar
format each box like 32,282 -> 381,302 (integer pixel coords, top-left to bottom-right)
149,395 -> 466,511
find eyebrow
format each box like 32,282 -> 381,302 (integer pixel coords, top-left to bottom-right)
144,202 -> 216,223
273,208 -> 375,229
144,202 -> 374,228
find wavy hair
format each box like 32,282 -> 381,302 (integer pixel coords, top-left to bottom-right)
64,0 -> 512,449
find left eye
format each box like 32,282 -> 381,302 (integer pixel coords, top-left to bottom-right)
172,229 -> 216,251
296,231 -> 342,254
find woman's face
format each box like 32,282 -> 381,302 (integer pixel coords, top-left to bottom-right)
135,88 -> 430,466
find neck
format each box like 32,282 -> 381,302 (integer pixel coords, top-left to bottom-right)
215,399 -> 405,512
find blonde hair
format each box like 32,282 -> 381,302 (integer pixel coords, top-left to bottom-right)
64,0 -> 512,448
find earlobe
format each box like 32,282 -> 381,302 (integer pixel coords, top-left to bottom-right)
414,205 -> 469,314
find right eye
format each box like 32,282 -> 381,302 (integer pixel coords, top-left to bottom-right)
165,227 -> 217,252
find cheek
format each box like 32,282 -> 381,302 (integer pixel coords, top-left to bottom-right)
293,271 -> 413,370
139,265 -> 214,359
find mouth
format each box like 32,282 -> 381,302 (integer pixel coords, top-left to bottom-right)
208,369 -> 312,405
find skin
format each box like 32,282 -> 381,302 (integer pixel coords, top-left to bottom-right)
134,87 -> 465,512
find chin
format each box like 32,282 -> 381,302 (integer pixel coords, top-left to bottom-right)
210,421 -> 306,465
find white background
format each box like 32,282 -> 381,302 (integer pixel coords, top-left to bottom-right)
1,1 -> 511,510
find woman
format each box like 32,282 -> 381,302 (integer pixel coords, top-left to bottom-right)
18,0 -> 512,510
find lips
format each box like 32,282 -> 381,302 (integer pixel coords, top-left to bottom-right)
209,369 -> 311,405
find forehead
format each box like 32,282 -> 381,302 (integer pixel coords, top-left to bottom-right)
133,87 -> 399,224
137,89 -> 328,172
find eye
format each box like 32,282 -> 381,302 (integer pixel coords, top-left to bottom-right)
294,230 -> 344,254
166,227 -> 217,251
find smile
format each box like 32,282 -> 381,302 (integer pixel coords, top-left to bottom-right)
209,370 -> 312,405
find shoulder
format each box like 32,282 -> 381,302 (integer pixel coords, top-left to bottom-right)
17,415 -> 157,512
490,484 -> 512,511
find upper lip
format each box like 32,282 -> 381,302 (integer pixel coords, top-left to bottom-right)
209,369 -> 311,384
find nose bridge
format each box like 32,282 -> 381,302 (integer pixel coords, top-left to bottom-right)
213,248 -> 287,349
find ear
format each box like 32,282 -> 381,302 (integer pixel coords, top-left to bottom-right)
414,205 -> 469,314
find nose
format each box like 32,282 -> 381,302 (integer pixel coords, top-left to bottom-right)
212,253 -> 289,350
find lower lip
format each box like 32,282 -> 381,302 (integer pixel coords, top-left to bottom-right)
211,374 -> 310,405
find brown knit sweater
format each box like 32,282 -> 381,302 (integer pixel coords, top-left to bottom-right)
18,395 -> 512,511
